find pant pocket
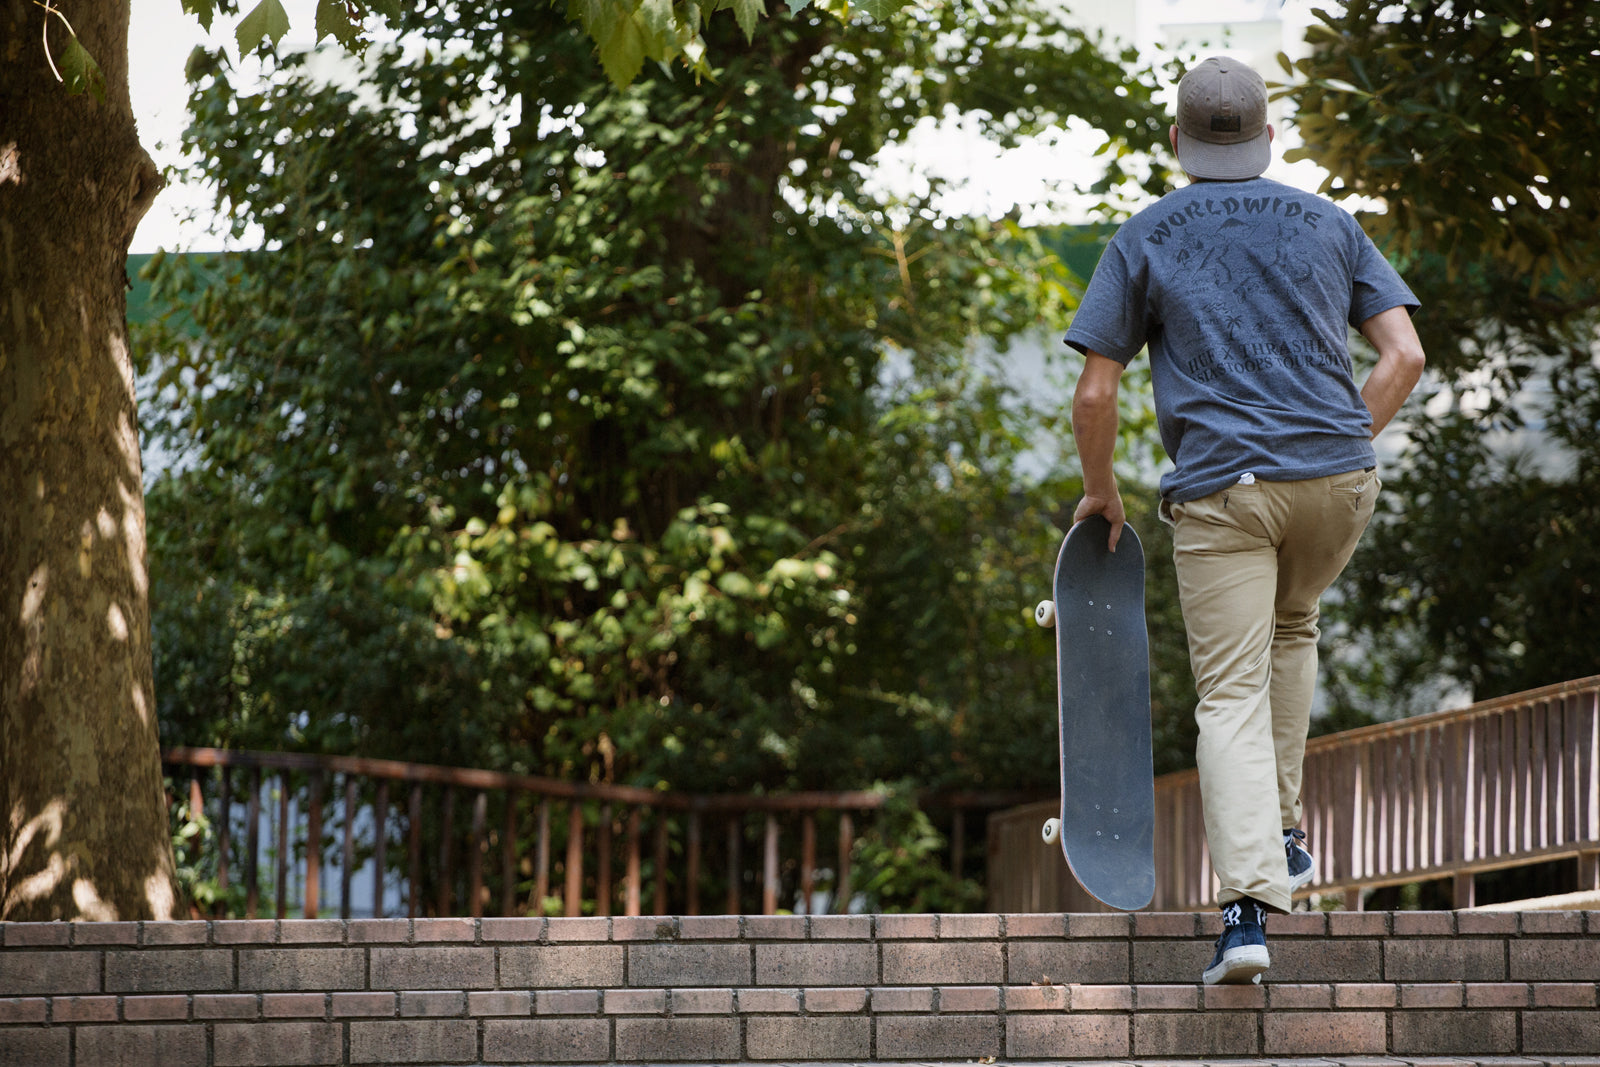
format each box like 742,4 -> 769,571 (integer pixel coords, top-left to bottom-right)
1172,484 -> 1271,547
1328,469 -> 1380,523
1329,469 -> 1379,498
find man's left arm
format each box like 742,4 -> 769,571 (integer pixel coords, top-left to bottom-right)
1357,306 -> 1426,438
1071,352 -> 1127,551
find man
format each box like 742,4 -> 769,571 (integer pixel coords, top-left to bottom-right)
1063,57 -> 1425,984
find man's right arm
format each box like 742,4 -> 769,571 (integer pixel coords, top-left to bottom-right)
1071,352 -> 1127,551
1357,306 -> 1426,438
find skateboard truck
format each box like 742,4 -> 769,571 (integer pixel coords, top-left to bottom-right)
1036,602 -> 1059,842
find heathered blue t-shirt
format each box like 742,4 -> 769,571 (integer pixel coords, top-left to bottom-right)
1063,177 -> 1418,504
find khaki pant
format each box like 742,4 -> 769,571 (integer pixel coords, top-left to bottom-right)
1165,468 -> 1379,913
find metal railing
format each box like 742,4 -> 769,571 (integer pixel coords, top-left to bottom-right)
170,676 -> 1600,917
1161,674 -> 1600,909
989,675 -> 1600,912
161,747 -> 1040,919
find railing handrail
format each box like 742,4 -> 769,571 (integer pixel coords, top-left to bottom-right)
161,746 -> 1044,813
1151,674 -> 1600,786
1301,673 -> 1600,751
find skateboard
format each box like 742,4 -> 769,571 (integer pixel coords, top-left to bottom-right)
1034,514 -> 1156,911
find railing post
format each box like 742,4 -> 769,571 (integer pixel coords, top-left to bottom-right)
534,800 -> 550,914
340,775 -> 356,920
408,784 -> 423,919
763,815 -> 779,915
438,787 -> 456,916
469,790 -> 488,919
1453,871 -> 1475,909
1499,707 -> 1515,860
625,808 -> 643,917
725,816 -> 741,914
564,802 -> 584,917
1562,695 -> 1579,845
217,768 -> 232,909
686,812 -> 702,916
835,812 -> 853,913
501,790 -> 518,918
596,804 -> 613,918
1485,711 -> 1502,861
1579,689 -> 1596,845
372,780 -> 388,920
1457,721 -> 1474,865
276,771 -> 290,920
653,814 -> 670,916
799,813 -> 816,915
1357,745 -> 1372,887
304,769 -> 323,919
245,767 -> 261,919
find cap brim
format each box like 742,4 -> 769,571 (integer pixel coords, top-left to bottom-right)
1174,127 -> 1271,181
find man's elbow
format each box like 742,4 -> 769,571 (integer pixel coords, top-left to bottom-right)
1363,307 -> 1426,380
1392,339 -> 1427,381
1072,378 -> 1119,418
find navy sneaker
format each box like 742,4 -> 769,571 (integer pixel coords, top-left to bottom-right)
1203,899 -> 1270,985
1285,828 -> 1315,892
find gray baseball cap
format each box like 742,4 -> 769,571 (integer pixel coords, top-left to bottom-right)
1174,57 -> 1271,180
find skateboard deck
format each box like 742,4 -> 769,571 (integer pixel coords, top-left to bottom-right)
1039,515 -> 1156,911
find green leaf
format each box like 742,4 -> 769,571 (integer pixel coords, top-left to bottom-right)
181,0 -> 219,33
316,0 -> 362,46
636,0 -> 679,53
569,0 -> 620,55
729,0 -> 763,40
597,13 -> 648,88
59,35 -> 107,103
366,0 -> 404,19
855,0 -> 897,21
236,0 -> 291,54
784,0 -> 812,14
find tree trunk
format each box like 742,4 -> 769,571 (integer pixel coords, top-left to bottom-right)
0,0 -> 177,919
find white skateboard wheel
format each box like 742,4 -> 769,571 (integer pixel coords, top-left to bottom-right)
1042,818 -> 1061,844
1035,600 -> 1056,628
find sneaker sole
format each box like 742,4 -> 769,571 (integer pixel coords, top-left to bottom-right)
1203,944 -> 1270,985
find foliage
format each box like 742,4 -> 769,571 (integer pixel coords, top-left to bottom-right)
176,0 -> 1117,95
1287,0 -> 1600,712
166,778 -> 248,917
1283,0 -> 1600,321
139,0 -> 1185,833
849,782 -> 982,912
1325,365 -> 1600,706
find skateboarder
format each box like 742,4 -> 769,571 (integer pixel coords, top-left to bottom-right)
1062,57 -> 1425,983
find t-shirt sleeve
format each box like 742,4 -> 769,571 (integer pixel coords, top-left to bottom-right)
1062,238 -> 1148,365
1348,228 -> 1420,327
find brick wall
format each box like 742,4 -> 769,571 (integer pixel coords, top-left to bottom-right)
3,911 -> 1599,1064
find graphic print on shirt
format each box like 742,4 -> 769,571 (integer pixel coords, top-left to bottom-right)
1142,193 -> 1340,388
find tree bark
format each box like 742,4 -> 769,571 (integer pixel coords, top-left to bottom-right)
0,0 -> 177,919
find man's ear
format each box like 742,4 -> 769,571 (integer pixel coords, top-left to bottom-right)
1268,123 -> 1276,143
1169,124 -> 1179,154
